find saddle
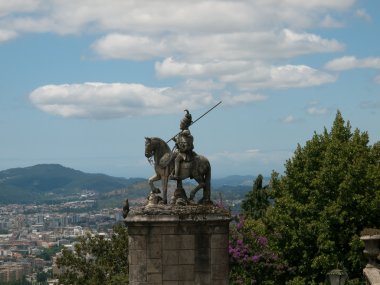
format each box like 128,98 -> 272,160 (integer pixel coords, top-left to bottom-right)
159,151 -> 197,171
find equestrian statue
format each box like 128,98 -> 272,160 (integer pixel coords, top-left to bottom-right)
144,102 -> 221,205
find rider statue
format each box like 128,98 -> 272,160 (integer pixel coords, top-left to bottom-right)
170,110 -> 196,180
145,102 -> 221,205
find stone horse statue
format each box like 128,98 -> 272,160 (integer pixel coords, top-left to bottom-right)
145,137 -> 211,204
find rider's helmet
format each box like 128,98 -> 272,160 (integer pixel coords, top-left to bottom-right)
180,110 -> 192,130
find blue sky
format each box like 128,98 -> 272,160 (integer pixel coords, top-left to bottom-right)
0,0 -> 379,179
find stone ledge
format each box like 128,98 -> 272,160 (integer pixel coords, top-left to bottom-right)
364,266 -> 380,285
126,205 -> 231,223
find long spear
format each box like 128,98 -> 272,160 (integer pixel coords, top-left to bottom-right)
166,100 -> 222,143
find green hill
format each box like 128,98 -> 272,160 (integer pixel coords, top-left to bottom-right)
0,164 -> 144,204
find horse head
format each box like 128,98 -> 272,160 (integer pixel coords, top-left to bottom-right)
145,137 -> 153,158
144,137 -> 171,164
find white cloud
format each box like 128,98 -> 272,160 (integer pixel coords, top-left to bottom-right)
29,81 -> 265,118
355,8 -> 371,21
0,0 -> 41,17
325,56 -> 380,71
29,82 -> 215,119
306,101 -> 328,116
184,79 -> 225,91
156,58 -> 208,78
92,34 -> 170,60
307,107 -> 327,115
320,15 -> 345,28
222,64 -> 336,90
3,1 -> 346,62
209,149 -> 261,162
221,93 -> 268,106
2,2 -> 348,65
156,58 -> 250,78
0,0 -> 355,35
307,106 -> 328,115
209,148 -> 292,166
96,29 -> 344,63
0,29 -> 17,42
279,29 -> 344,56
283,0 -> 354,10
156,58 -> 336,90
282,115 -> 296,124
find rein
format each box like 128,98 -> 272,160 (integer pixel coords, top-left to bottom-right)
147,155 -> 154,166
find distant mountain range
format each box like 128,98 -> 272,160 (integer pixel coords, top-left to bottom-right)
212,175 -> 256,187
0,164 -> 258,205
0,164 -> 144,204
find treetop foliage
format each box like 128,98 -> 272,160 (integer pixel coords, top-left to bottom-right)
241,111 -> 380,284
264,111 -> 380,284
56,223 -> 129,285
241,174 -> 270,219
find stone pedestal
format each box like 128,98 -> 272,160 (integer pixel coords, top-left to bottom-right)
125,205 -> 231,285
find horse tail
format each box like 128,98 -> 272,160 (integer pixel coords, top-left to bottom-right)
204,159 -> 211,201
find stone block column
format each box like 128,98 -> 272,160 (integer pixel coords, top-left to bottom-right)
126,205 -> 231,285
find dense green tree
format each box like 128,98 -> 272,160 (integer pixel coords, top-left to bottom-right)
262,111 -> 380,284
36,271 -> 48,283
56,223 -> 129,285
37,245 -> 63,261
241,174 -> 270,219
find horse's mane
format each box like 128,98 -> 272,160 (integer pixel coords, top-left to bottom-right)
151,137 -> 171,153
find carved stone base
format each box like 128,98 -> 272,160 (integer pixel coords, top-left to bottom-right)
125,205 -> 231,285
147,192 -> 163,206
170,185 -> 188,205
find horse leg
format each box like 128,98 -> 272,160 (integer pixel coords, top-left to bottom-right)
189,177 -> 205,202
160,166 -> 173,204
196,159 -> 212,204
162,175 -> 169,204
148,174 -> 161,194
203,166 -> 211,202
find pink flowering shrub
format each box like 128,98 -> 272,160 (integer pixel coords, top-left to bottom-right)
229,216 -> 287,284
